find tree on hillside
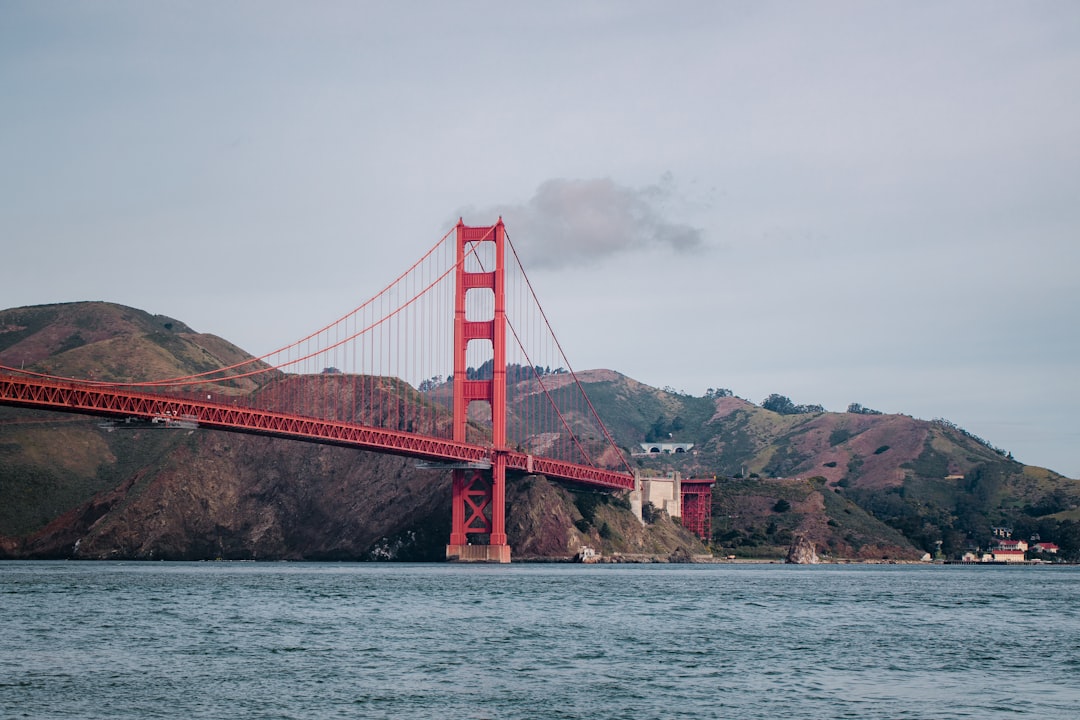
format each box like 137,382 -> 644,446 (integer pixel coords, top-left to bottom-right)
645,415 -> 668,442
418,375 -> 444,392
1057,520 -> 1080,561
762,393 -> 825,415
762,394 -> 796,414
463,362 -> 557,384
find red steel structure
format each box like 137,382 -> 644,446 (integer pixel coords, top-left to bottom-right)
0,218 -> 642,563
449,219 -> 510,562
0,375 -> 489,464
680,477 -> 716,542
0,374 -> 636,488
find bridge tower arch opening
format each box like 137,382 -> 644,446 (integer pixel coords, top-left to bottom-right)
447,218 -> 511,563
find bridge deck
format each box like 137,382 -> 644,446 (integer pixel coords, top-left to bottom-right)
0,374 -> 634,491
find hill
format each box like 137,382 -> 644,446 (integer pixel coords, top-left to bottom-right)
2,302 -> 1078,561
551,371 -> 1080,560
0,302 -> 704,561
0,301 -> 263,390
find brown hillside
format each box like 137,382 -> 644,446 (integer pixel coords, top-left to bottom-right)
0,302 -> 265,393
780,413 -> 927,489
1,302 -> 708,562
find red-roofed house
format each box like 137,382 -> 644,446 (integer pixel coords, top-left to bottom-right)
996,539 -> 1028,552
1033,542 -> 1060,554
991,548 -> 1026,563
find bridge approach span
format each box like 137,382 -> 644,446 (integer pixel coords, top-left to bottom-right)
0,373 -> 634,491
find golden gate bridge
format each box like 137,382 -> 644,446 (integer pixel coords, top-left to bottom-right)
0,220 -> 713,560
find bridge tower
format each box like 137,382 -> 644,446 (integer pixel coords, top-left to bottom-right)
446,219 -> 511,563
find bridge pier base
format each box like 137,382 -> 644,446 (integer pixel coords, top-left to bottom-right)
445,463 -> 511,563
445,544 -> 511,563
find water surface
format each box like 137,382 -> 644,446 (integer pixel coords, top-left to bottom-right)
2,562 -> 1077,719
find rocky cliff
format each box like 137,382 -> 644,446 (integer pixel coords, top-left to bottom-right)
786,535 -> 819,564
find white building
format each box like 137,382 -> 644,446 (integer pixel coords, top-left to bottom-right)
636,442 -> 694,455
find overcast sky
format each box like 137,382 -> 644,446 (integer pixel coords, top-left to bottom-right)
2,2 -> 1078,477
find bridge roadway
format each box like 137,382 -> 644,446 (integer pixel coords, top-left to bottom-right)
0,374 -> 635,491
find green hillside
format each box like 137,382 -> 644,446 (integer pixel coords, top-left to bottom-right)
0,302 -> 269,539
545,372 -> 1080,560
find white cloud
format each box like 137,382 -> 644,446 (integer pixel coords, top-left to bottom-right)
469,176 -> 705,270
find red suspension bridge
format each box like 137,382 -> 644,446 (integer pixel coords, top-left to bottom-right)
0,220 -> 712,561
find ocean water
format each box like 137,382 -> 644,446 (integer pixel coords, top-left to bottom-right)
1,562 -> 1078,719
